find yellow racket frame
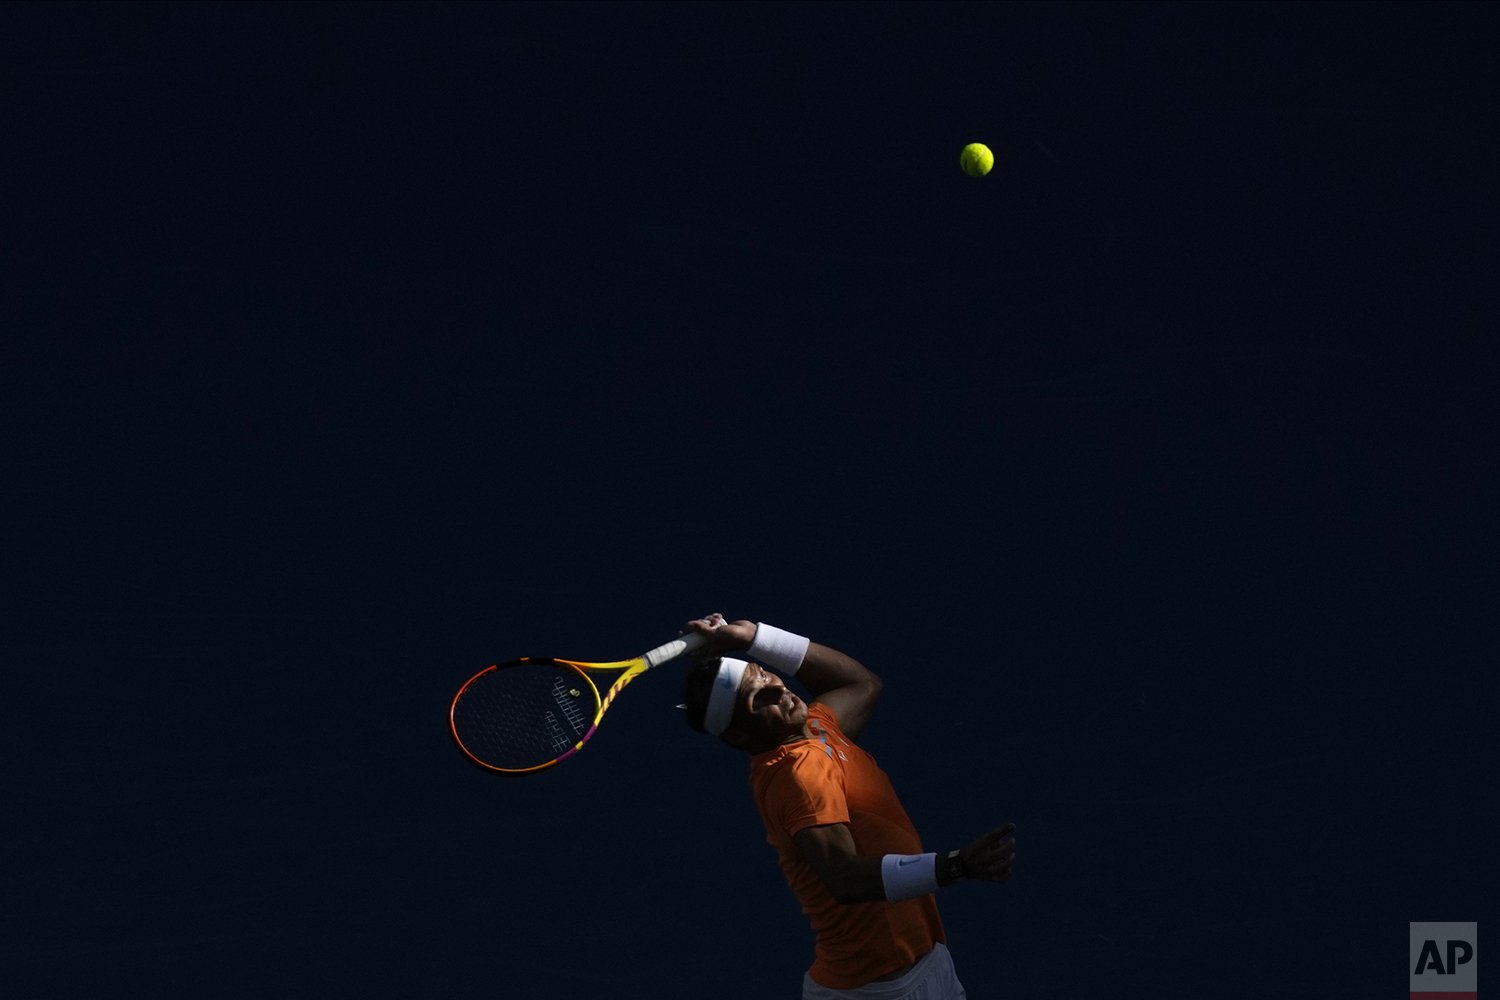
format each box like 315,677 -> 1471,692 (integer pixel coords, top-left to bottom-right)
449,632 -> 707,775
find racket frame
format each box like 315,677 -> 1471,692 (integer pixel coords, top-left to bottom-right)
450,631 -> 708,776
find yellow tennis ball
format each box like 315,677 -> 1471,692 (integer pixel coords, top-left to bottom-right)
960,142 -> 994,178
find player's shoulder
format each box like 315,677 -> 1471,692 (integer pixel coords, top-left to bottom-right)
751,732 -> 831,775
752,746 -> 840,812
808,701 -> 847,738
809,701 -> 839,723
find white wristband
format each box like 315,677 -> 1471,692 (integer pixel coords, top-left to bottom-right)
880,853 -> 939,901
748,623 -> 809,675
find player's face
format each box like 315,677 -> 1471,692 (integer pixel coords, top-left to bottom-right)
736,662 -> 808,739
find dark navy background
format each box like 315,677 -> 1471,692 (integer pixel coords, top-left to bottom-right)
4,3 -> 1494,996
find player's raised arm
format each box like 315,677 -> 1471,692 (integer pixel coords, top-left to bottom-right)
790,639 -> 882,740
684,614 -> 883,739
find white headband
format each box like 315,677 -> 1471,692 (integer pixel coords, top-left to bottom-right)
703,657 -> 749,736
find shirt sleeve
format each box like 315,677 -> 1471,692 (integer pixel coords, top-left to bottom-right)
762,746 -> 849,839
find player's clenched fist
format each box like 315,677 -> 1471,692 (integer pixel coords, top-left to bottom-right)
960,823 -> 1017,883
684,613 -> 756,656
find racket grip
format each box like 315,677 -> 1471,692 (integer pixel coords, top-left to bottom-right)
642,630 -> 709,669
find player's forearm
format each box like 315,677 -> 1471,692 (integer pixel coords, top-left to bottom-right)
728,618 -> 881,698
794,641 -> 882,699
822,855 -> 889,904
824,851 -> 963,904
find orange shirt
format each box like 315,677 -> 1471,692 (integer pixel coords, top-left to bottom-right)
748,703 -> 945,990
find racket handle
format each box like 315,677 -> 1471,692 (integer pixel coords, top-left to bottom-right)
642,630 -> 709,669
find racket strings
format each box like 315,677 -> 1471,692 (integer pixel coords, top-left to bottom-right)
452,663 -> 599,771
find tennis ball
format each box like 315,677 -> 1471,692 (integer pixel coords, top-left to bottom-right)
960,142 -> 994,178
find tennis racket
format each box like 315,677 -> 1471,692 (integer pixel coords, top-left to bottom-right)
449,631 -> 709,775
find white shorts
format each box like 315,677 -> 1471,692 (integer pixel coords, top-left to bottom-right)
800,943 -> 967,1000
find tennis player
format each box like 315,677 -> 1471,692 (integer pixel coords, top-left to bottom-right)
680,613 -> 1016,1000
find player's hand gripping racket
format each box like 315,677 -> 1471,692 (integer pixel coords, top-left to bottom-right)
449,631 -> 709,775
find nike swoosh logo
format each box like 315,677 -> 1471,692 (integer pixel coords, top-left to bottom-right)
898,857 -> 921,867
